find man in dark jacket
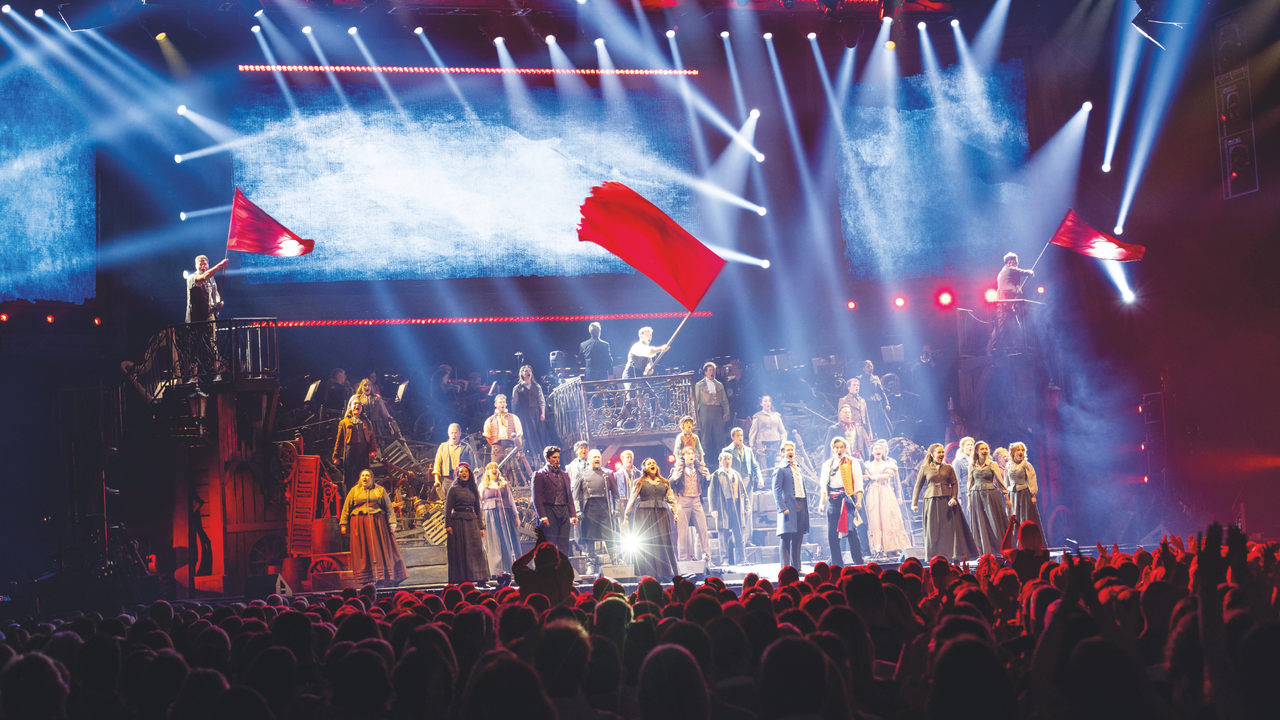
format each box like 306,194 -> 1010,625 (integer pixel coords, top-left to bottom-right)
579,322 -> 613,381
533,446 -> 578,556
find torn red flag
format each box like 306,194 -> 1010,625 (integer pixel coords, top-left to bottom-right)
226,188 -> 315,257
578,182 -> 726,312
1050,208 -> 1145,262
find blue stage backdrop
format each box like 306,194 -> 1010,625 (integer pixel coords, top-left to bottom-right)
230,84 -> 695,283
0,69 -> 97,304
839,59 -> 1031,281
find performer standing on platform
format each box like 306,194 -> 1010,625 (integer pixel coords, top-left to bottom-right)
321,368 -> 352,421
622,326 -> 669,379
827,405 -> 871,461
580,322 -> 614,381
511,366 -> 548,459
773,441 -> 809,570
837,378 -> 872,439
818,437 -> 864,566
623,458 -> 679,580
185,255 -> 226,377
565,440 -> 591,487
533,446 -> 577,556
749,395 -> 787,474
340,469 -> 407,586
574,449 -> 621,567
674,416 -> 707,470
856,361 -> 892,441
912,444 -> 978,562
989,252 -> 1036,352
695,362 -> 731,459
433,423 -> 476,495
333,400 -> 377,492
480,462 -> 520,579
613,450 -> 640,515
709,451 -> 749,566
1006,442 -> 1044,538
671,446 -> 711,564
953,437 -> 975,522
483,394 -> 523,469
967,441 -> 1011,556
864,439 -> 910,558
444,463 -> 489,584
723,427 -> 763,495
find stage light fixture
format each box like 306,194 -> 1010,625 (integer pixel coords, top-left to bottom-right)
576,0 -> 586,4
763,32 -> 773,40
546,34 -> 556,44
665,30 -> 674,38
94,317 -> 101,326
302,26 -> 311,33
885,40 -> 895,49
1037,286 -> 1045,294
755,154 -> 765,162
493,37 -> 504,45
937,291 -> 954,307
1143,475 -> 1149,483
0,313 -> 7,321
250,26 -> 259,33
950,18 -> 959,27
782,0 -> 794,7
348,27 -> 359,35
174,154 -> 182,163
847,301 -> 856,309
720,31 -> 729,38
807,32 -> 816,39
761,259 -> 771,269
1082,101 -> 1093,111
882,16 -> 891,24
750,108 -> 760,118
918,21 -> 925,29
254,8 -> 263,16
894,297 -> 906,308
156,32 -> 167,40
46,314 -> 54,323
177,105 -> 187,115
414,27 -> 423,35
1,5 -> 10,12
1102,163 -> 1111,173
180,212 -> 187,221
1122,290 -> 1136,304
984,288 -> 998,302
1113,225 -> 1123,235
594,38 -> 604,46
34,8 -> 43,16
756,207 -> 767,216
668,454 -> 676,463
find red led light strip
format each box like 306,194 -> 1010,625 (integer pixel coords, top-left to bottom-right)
276,312 -> 712,328
238,64 -> 697,76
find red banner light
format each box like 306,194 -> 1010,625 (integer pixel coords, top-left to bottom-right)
238,64 -> 698,76
275,311 -> 711,328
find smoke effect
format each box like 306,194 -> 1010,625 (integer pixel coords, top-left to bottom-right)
230,84 -> 695,284
0,69 -> 97,304
839,59 -> 1030,282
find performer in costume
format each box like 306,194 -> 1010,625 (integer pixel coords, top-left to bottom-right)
911,443 -> 978,561
818,437 -> 864,566
864,439 -> 910,557
1006,442 -> 1044,539
185,254 -> 227,378
444,463 -> 489,584
532,446 -> 577,556
773,441 -> 809,570
622,326 -> 669,379
479,462 -> 521,579
333,400 -> 377,492
826,405 -> 871,461
953,437 -> 975,523
483,394 -> 523,469
340,469 -> 407,586
674,416 -> 707,471
989,252 -> 1036,352
694,362 -> 731,460
510,366 -> 549,460
574,449 -> 621,566
347,378 -> 393,439
613,450 -> 640,516
723,428 -> 762,518
565,440 -> 591,487
622,458 -> 679,580
709,451 -> 749,566
837,377 -> 872,440
580,322 -> 614,382
749,395 -> 787,475
966,441 -> 1011,556
856,360 -> 893,441
670,446 -> 712,563
433,423 -> 477,496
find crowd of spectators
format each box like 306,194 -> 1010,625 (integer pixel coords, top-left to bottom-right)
1,522 -> 1277,720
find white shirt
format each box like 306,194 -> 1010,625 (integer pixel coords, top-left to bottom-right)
791,463 -> 805,499
823,456 -> 863,494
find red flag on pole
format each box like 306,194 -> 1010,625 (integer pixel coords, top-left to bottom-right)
577,182 -> 726,312
226,188 -> 315,257
1049,208 -> 1145,262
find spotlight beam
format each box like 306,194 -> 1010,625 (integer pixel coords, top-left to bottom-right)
971,0 -> 1012,69
350,30 -> 407,120
764,35 -> 828,258
669,32 -> 710,172
415,30 -> 475,120
303,27 -> 351,110
720,34 -> 749,123
252,25 -> 299,116
179,204 -> 234,221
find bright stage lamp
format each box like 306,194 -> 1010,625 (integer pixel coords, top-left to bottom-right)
937,291 -> 954,307
918,21 -> 926,29
951,18 -> 959,27
177,105 -> 187,115
1102,163 -> 1111,173
847,301 -> 856,309
34,8 -> 43,16
302,26 -> 311,33
763,32 -> 773,39
1,5 -> 11,13
348,26 -> 357,34
761,259 -> 771,269
720,31 -> 729,38
1113,225 -> 1124,235
756,207 -> 767,216
254,8 -> 263,16
984,288 -> 998,303
546,34 -> 556,44
666,30 -> 675,38
594,38 -> 604,46
885,40 -> 896,49
414,27 -> 423,35
577,0 -> 586,4
621,533 -> 641,555
493,37 -> 504,45
894,297 -> 906,308
755,154 -> 765,162
882,16 -> 892,24
156,32 -> 168,40
750,108 -> 760,118
180,212 -> 187,221
1082,101 -> 1093,111
807,32 -> 816,39
174,154 -> 183,164
250,26 -> 260,33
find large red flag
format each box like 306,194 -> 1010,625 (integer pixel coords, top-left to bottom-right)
578,182 -> 726,312
1050,208 -> 1145,262
226,188 -> 315,257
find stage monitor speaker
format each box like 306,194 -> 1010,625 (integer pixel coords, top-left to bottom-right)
898,547 -> 926,562
677,560 -> 707,576
1137,523 -> 1170,548
598,563 -> 636,581
244,574 -> 292,599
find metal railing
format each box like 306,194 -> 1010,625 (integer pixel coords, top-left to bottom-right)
549,372 -> 696,446
126,318 -> 279,404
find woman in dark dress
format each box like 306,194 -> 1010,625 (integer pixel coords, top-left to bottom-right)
340,469 -> 408,586
966,441 -> 1011,556
911,443 -> 978,561
622,458 -> 679,581
510,365 -> 548,457
1005,442 -> 1044,539
479,461 -> 521,578
445,463 -> 489,584
333,401 -> 377,492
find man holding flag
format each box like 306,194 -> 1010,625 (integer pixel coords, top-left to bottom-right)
988,252 -> 1036,353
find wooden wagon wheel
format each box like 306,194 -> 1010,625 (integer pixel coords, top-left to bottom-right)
248,534 -> 287,576
275,441 -> 299,482
309,555 -> 343,574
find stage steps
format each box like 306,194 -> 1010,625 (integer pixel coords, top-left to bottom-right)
400,542 -> 448,586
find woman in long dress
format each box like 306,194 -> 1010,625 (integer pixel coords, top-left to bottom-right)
510,366 -> 548,459
340,469 -> 408,586
479,461 -> 522,578
911,444 -> 978,561
1005,442 -> 1044,539
966,441 -> 1011,556
748,395 -> 787,474
444,463 -> 489,584
333,401 -> 377,492
622,458 -> 679,581
864,439 -> 910,557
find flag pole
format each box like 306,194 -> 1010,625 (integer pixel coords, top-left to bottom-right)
647,310 -> 694,375
1029,239 -> 1052,272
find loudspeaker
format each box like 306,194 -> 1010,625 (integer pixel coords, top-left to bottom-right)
1137,524 -> 1170,548
244,573 -> 292,599
599,563 -> 636,581
898,547 -> 926,562
678,560 -> 707,576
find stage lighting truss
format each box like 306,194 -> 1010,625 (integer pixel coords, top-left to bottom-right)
1131,0 -> 1184,50
238,64 -> 698,76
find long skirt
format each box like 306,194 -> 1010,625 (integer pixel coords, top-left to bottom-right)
865,483 -> 910,555
629,507 -> 678,581
923,497 -> 978,561
483,507 -> 521,578
968,487 -> 1010,556
1010,487 -> 1044,541
349,514 -> 408,585
513,407 -> 548,462
447,517 -> 490,584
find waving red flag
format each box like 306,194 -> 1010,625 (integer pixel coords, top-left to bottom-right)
578,182 -> 726,312
1050,208 -> 1145,262
226,188 -> 315,257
